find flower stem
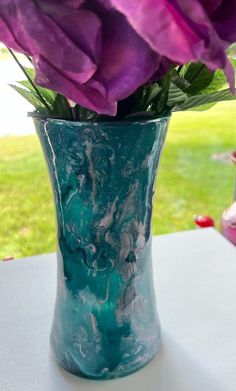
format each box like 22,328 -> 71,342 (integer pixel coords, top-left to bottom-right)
8,49 -> 52,112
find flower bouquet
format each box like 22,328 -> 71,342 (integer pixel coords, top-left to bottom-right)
1,0 -> 236,380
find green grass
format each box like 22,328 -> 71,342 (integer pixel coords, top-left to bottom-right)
153,101 -> 235,234
0,101 -> 235,259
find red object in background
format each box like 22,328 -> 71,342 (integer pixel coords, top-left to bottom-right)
231,151 -> 236,165
221,202 -> 236,246
195,215 -> 215,228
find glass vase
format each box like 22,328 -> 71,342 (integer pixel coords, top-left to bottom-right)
34,116 -> 169,379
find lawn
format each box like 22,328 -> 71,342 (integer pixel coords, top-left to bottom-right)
0,101 -> 235,259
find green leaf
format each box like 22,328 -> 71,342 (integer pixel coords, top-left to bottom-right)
167,83 -> 188,108
187,103 -> 217,111
151,73 -> 171,115
18,80 -> 56,106
198,69 -> 226,95
174,88 -> 236,111
144,83 -> 162,107
229,58 -> 236,68
9,84 -> 48,114
184,63 -> 214,94
52,94 -> 72,120
171,70 -> 191,91
16,67 -> 57,107
23,67 -> 35,79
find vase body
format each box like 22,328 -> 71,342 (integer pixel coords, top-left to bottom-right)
35,117 -> 169,379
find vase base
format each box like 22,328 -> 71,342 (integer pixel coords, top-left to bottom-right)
51,337 -> 161,380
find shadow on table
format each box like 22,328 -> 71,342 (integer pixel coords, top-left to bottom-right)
48,331 -> 222,391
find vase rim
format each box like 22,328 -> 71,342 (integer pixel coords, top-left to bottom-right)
32,114 -> 170,127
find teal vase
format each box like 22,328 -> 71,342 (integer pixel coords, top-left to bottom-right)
34,116 -> 169,380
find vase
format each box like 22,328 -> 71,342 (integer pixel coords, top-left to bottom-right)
34,116 -> 169,380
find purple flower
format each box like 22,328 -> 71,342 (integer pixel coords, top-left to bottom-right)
0,0 -> 235,115
112,0 -> 236,80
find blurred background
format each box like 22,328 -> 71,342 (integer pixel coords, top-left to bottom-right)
0,44 -> 235,259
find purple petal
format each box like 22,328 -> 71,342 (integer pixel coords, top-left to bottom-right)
211,0 -> 236,43
0,3 -> 32,54
150,58 -> 175,82
39,3 -> 102,68
111,0 -> 206,63
199,0 -> 223,15
45,0 -> 84,8
111,0 -> 230,70
22,2 -> 100,82
93,11 -> 161,101
35,56 -> 117,115
35,11 -> 161,114
92,0 -> 114,10
0,1 -> 100,82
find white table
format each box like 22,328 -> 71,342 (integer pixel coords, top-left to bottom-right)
0,228 -> 235,391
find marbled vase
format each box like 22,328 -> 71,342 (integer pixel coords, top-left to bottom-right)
34,116 -> 169,380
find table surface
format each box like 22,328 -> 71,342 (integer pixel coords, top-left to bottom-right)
0,228 -> 235,391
